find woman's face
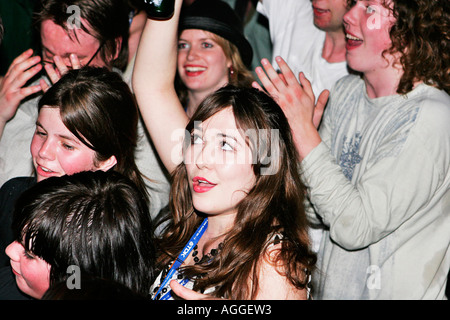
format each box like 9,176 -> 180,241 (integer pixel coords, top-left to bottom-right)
30,107 -> 114,182
343,0 -> 396,73
184,107 -> 256,218
5,241 -> 50,299
177,29 -> 232,95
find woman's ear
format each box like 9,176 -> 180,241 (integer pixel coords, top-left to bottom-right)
97,155 -> 117,172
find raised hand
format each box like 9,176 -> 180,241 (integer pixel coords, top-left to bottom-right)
253,56 -> 327,159
253,56 -> 329,129
0,49 -> 42,129
40,54 -> 82,92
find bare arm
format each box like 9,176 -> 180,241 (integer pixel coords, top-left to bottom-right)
253,243 -> 308,300
170,243 -> 308,300
132,0 -> 187,173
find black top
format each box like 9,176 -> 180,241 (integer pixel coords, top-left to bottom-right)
0,266 -> 31,300
0,177 -> 37,267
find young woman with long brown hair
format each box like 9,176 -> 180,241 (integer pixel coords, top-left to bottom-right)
133,0 -> 316,300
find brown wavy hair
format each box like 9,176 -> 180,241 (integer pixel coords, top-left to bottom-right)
155,85 -> 316,299
347,0 -> 450,94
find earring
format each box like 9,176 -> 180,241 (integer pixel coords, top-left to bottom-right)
229,66 -> 235,79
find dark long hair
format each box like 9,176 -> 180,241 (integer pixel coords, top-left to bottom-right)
38,67 -> 149,202
156,85 -> 316,299
12,170 -> 156,296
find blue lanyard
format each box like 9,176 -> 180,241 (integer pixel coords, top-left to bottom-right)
153,218 -> 208,300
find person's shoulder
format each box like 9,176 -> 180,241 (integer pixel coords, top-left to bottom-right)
400,85 -> 450,148
0,176 -> 36,193
412,85 -> 450,121
416,85 -> 450,107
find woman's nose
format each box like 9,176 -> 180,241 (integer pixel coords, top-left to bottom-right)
38,138 -> 55,161
195,143 -> 214,169
5,241 -> 23,262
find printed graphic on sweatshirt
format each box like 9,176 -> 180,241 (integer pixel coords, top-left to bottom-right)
339,132 -> 362,181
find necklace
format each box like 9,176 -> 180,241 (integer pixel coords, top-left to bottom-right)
191,242 -> 223,264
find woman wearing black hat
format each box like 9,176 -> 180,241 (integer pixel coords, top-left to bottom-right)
176,0 -> 255,117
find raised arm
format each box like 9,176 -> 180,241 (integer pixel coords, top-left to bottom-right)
132,0 -> 187,173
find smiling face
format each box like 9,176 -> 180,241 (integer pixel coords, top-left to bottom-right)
5,241 -> 50,299
184,108 -> 256,218
343,0 -> 396,73
312,0 -> 348,32
177,29 -> 232,96
30,107 -> 109,182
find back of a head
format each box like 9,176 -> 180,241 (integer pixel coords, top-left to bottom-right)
13,170 -> 156,296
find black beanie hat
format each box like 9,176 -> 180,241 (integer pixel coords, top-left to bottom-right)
179,0 -> 253,68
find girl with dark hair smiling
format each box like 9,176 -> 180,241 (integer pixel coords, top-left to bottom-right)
0,67 -> 149,267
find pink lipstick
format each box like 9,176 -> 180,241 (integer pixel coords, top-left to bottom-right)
192,176 -> 217,193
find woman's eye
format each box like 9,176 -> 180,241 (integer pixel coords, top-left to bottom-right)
23,251 -> 35,260
62,143 -> 75,151
220,140 -> 234,151
366,5 -> 377,14
178,42 -> 189,50
202,42 -> 213,49
35,130 -> 46,137
191,133 -> 203,145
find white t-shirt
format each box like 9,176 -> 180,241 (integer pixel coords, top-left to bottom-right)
257,0 -> 348,98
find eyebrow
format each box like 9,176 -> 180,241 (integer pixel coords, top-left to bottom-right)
218,133 -> 238,142
36,121 -> 82,144
179,37 -> 216,43
194,128 -> 243,146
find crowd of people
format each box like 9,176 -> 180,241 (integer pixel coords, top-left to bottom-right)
0,0 -> 448,300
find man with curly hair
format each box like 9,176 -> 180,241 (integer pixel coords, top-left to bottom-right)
256,0 -> 449,299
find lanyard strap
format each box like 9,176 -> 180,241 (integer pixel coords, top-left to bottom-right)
153,218 -> 208,300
